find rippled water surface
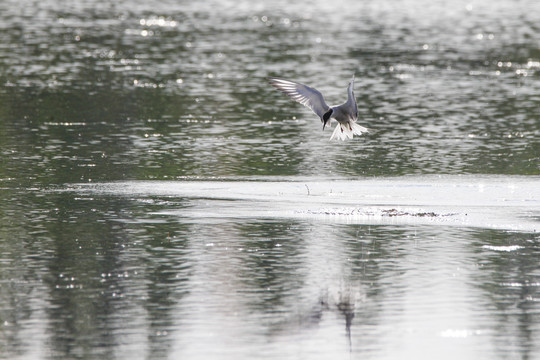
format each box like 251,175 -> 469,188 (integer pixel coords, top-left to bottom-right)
0,0 -> 539,359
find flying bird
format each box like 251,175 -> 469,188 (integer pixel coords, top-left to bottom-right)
269,75 -> 368,140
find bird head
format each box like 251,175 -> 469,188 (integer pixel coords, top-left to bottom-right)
322,108 -> 333,130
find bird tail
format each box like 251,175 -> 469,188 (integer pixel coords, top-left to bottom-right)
329,121 -> 369,141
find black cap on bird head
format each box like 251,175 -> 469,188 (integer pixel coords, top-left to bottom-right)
322,108 -> 333,130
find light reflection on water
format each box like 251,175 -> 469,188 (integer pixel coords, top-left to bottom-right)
1,0 -> 539,182
1,185 -> 539,359
0,0 -> 540,358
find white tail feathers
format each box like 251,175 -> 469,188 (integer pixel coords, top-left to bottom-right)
329,121 -> 369,141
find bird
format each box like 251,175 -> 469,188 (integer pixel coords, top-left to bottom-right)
268,75 -> 368,140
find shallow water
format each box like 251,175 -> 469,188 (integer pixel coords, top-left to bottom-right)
70,176 -> 539,232
1,0 -> 539,359
3,178 -> 540,359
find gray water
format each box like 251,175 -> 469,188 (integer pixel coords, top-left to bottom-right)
1,0 -> 539,359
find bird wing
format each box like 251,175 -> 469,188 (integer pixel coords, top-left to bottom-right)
345,74 -> 358,118
269,77 -> 330,120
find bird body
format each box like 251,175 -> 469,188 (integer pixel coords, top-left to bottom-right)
269,75 -> 368,140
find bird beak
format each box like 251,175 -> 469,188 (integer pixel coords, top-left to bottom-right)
322,119 -> 328,131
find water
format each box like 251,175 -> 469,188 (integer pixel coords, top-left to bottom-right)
0,0 -> 539,358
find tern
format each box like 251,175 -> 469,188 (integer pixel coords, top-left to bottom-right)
269,75 -> 368,140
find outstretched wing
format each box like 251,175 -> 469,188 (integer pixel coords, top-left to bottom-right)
345,74 -> 358,119
269,77 -> 331,120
